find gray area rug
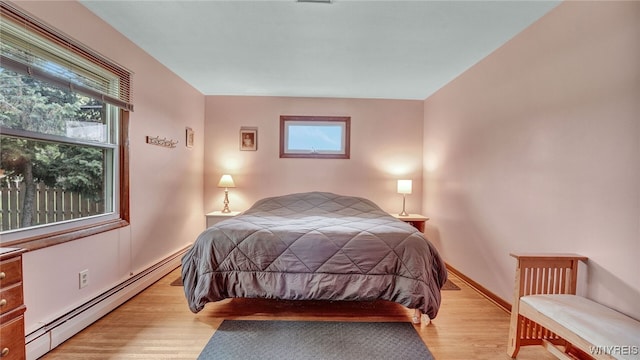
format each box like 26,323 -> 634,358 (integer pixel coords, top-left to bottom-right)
198,320 -> 435,360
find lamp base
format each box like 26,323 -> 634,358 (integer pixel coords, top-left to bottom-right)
221,189 -> 231,213
398,194 -> 408,217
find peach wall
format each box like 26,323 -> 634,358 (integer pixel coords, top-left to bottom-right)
9,1 -> 205,334
423,1 -> 640,319
204,96 -> 424,215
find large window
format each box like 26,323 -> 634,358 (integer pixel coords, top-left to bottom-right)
0,3 -> 131,249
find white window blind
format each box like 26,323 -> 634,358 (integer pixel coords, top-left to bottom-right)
0,3 -> 133,111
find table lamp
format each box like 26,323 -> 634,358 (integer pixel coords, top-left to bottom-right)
217,174 -> 236,213
397,179 -> 412,216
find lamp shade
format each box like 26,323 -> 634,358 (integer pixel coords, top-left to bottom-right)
397,179 -> 412,194
217,174 -> 235,188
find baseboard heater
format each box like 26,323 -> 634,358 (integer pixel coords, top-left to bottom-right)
25,246 -> 189,360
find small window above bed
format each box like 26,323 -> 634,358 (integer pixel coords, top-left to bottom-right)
279,115 -> 350,159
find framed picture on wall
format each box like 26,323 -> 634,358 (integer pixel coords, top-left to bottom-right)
185,127 -> 194,148
240,127 -> 257,151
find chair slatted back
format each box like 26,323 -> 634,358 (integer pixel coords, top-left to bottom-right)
507,253 -> 587,355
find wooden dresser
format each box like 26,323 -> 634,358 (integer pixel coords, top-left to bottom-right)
0,248 -> 26,360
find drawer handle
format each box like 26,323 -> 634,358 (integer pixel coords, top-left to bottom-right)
0,272 -> 5,280
0,299 -> 6,307
0,347 -> 8,357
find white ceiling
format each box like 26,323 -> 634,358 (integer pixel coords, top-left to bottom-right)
80,0 -> 560,100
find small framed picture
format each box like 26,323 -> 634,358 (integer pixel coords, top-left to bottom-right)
185,127 -> 194,148
240,127 -> 257,151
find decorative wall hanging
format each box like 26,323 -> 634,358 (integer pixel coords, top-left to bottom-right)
146,135 -> 178,148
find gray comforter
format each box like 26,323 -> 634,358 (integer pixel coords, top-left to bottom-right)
182,192 -> 447,319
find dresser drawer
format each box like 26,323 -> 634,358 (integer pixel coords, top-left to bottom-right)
0,314 -> 25,360
0,283 -> 23,316
0,257 -> 22,288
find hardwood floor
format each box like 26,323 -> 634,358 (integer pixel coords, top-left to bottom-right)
42,268 -> 555,359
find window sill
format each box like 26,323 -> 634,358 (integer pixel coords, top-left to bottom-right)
1,219 -> 129,252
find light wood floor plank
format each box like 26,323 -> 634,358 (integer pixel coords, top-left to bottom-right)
42,267 -> 554,359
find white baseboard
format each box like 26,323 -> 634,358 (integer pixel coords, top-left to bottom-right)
26,247 -> 188,360
26,334 -> 49,360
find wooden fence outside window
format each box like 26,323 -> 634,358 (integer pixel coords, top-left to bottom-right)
0,182 -> 104,232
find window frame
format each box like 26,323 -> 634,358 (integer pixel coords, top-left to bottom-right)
279,115 -> 351,159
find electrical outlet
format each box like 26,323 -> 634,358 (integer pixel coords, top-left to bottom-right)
79,269 -> 89,289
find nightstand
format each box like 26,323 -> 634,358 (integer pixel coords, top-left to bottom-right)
206,211 -> 241,227
392,214 -> 429,232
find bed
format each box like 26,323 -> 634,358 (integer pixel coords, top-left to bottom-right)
181,191 -> 447,322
